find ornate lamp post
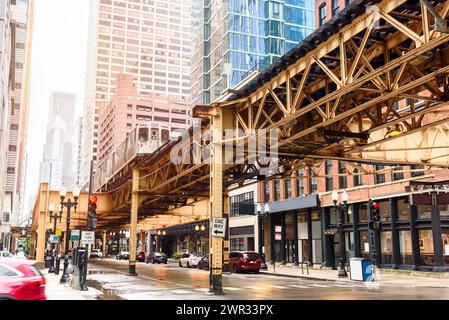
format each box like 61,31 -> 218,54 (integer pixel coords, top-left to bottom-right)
48,203 -> 62,273
256,203 -> 269,270
59,187 -> 80,284
332,189 -> 348,277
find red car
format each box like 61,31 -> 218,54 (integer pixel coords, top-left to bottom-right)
136,251 -> 146,262
0,259 -> 46,300
229,251 -> 261,273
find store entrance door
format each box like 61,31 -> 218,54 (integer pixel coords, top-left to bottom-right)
286,240 -> 295,263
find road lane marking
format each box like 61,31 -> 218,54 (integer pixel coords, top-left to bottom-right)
195,288 -> 209,292
171,290 -> 193,294
309,284 -> 331,287
223,287 -> 242,291
243,286 -> 264,290
268,285 -> 287,289
287,285 -> 310,289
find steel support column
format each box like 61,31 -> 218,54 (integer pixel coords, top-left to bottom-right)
128,168 -> 139,276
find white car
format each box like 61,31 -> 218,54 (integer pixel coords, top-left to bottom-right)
89,249 -> 103,259
0,251 -> 14,258
179,253 -> 202,268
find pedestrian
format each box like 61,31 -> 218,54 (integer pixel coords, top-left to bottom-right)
0,243 -> 3,251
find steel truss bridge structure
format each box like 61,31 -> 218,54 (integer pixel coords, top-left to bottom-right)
90,0 -> 449,292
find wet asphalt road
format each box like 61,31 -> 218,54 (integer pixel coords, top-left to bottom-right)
87,258 -> 449,300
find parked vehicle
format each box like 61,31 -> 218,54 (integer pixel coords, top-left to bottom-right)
229,251 -> 261,273
0,251 -> 14,259
89,249 -> 103,259
179,253 -> 202,268
0,259 -> 46,300
116,251 -> 130,260
146,252 -> 167,264
197,257 -> 209,270
136,251 -> 146,262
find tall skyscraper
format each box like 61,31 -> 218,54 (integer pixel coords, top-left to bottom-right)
39,92 -> 77,190
191,0 -> 315,106
0,0 -> 13,250
0,0 -> 32,251
81,0 -> 193,187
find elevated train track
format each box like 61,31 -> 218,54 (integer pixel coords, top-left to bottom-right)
98,0 -> 449,233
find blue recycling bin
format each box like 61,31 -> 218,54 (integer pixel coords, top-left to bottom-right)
349,258 -> 373,281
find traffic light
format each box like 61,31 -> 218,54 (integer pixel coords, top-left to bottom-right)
88,195 -> 98,230
369,200 -> 381,230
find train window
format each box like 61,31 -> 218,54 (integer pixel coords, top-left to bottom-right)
161,129 -> 169,142
139,127 -> 149,142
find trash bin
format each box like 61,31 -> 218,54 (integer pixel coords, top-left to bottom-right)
349,258 -> 373,281
45,257 -> 52,269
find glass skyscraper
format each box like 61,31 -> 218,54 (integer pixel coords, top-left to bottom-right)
191,0 -> 315,106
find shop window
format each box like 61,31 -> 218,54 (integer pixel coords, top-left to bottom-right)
397,198 -> 410,221
379,201 -> 391,222
442,228 -> 449,265
344,205 -> 353,223
417,204 -> 432,220
381,231 -> 393,264
399,230 -> 413,265
419,230 -> 434,266
230,237 -> 245,251
439,204 -> 449,217
329,207 -> 338,225
359,231 -> 370,259
358,204 -> 368,222
345,231 -> 355,259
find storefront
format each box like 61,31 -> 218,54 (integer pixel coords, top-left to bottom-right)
156,219 -> 209,258
322,181 -> 449,271
266,194 -> 322,265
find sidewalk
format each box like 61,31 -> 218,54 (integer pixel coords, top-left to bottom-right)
43,269 -> 103,300
261,263 -> 449,288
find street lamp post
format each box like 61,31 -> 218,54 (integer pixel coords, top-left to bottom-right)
48,203 -> 62,273
59,188 -> 80,284
332,190 -> 348,278
256,203 -> 269,270
194,224 -> 206,255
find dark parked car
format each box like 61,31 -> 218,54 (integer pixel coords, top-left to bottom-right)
229,251 -> 261,273
116,251 -> 129,260
197,257 -> 209,270
136,251 -> 146,262
146,252 -> 167,264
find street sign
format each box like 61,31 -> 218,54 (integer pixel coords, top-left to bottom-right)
49,234 -> 59,243
56,228 -> 62,236
212,217 -> 226,238
81,231 -> 95,245
71,230 -> 80,241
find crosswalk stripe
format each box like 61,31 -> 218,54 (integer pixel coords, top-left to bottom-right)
194,288 -> 209,292
268,285 -> 287,289
171,289 -> 192,294
309,284 -> 331,288
223,287 -> 242,291
287,285 -> 310,289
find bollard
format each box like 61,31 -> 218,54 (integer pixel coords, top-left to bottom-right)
55,256 -> 60,275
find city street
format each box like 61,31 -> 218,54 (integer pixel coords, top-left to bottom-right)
84,259 -> 449,300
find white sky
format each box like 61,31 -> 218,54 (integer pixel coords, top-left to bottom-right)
23,0 -> 89,218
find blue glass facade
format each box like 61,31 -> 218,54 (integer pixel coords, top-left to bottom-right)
191,0 -> 315,106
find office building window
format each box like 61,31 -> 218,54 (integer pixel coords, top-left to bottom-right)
297,169 -> 304,197
274,180 -> 280,201
392,166 -> 404,181
309,168 -> 318,194
285,179 -> 291,199
230,192 -> 254,217
374,165 -> 386,184
265,181 -> 270,202
353,167 -> 363,186
319,3 -> 326,26
338,161 -> 347,189
332,0 -> 339,16
411,165 -> 425,177
325,160 -> 333,191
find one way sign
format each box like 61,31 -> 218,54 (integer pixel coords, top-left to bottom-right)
212,218 -> 227,238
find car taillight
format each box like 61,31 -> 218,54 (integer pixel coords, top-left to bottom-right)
240,258 -> 248,263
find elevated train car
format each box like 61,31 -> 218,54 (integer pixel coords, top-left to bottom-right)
93,123 -> 170,192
